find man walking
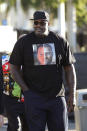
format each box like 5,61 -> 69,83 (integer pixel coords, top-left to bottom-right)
9,10 -> 76,131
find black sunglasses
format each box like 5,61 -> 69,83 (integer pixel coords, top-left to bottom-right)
34,21 -> 47,26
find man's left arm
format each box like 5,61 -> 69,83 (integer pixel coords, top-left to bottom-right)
64,64 -> 76,112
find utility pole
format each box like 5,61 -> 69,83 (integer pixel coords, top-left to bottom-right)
16,0 -> 24,28
58,2 -> 65,38
66,0 -> 77,52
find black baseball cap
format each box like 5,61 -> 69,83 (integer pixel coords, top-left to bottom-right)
30,11 -> 49,21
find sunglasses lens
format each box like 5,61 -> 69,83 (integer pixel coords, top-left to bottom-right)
34,21 -> 46,26
34,21 -> 38,25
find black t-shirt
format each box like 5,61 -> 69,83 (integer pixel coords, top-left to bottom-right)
9,31 -> 75,98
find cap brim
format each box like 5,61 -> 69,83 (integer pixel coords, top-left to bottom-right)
30,18 -> 48,21
30,18 -> 34,20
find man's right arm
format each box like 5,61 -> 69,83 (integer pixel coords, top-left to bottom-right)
10,64 -> 29,92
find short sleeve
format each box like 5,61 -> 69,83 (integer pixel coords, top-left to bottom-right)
9,38 -> 24,65
62,40 -> 76,66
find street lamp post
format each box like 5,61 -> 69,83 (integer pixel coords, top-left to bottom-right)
58,2 -> 65,38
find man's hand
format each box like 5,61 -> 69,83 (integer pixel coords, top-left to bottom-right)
0,115 -> 4,127
67,94 -> 74,112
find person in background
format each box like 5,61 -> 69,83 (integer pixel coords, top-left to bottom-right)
0,53 -> 4,127
0,53 -> 28,130
9,10 -> 76,131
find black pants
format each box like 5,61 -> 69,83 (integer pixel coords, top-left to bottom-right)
3,94 -> 28,131
24,90 -> 68,131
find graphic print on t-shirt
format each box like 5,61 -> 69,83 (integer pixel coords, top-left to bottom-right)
32,43 -> 56,65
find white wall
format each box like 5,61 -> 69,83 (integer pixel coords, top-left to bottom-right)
0,26 -> 17,53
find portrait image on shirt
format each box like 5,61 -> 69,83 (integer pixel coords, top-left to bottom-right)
32,43 -> 56,65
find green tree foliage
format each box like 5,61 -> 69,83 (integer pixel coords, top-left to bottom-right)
20,0 -> 87,27
21,0 -> 32,11
21,0 -> 67,10
0,0 -> 87,27
0,0 -> 16,6
0,0 -> 5,4
20,0 -> 67,19
73,0 -> 87,27
0,0 -> 16,12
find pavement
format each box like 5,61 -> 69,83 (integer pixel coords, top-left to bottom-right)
68,120 -> 76,131
0,117 -> 76,131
